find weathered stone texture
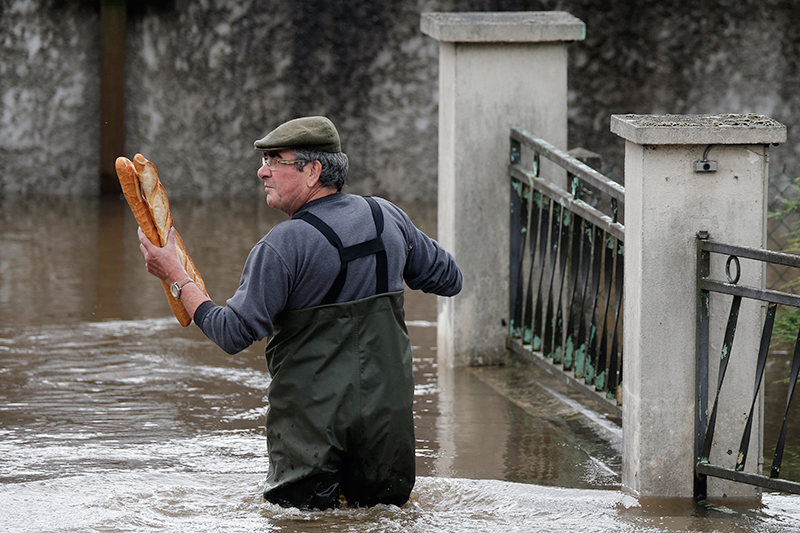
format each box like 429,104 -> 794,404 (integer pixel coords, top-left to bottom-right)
124,0 -> 448,200
561,0 -> 800,177
2,0 -> 799,198
0,0 -> 100,195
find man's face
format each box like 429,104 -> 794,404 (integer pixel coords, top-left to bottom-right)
257,149 -> 310,216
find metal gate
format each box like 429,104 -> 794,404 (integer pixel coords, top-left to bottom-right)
507,128 -> 625,416
696,232 -> 800,498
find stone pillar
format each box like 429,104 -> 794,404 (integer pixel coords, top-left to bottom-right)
611,114 -> 787,498
421,12 -> 585,367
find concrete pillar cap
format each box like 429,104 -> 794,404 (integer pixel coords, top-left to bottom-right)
611,113 -> 786,145
421,12 -> 585,43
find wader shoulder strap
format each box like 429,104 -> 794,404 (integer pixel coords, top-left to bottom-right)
294,196 -> 388,304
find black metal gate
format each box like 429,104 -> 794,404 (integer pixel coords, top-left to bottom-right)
507,128 -> 624,415
695,232 -> 800,498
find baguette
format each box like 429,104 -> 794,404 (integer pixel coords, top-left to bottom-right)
115,154 -> 208,326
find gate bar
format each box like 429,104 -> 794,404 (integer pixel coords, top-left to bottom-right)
697,463 -> 800,494
696,234 -> 800,498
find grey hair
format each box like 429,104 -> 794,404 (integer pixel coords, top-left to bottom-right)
292,148 -> 349,192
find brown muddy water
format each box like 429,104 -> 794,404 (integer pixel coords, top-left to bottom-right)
1,194 -> 800,532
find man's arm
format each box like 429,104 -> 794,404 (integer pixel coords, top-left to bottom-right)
137,227 -> 211,320
400,222 -> 462,296
404,232 -> 462,296
375,199 -> 462,297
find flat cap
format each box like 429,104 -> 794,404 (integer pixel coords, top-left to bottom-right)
254,116 -> 341,153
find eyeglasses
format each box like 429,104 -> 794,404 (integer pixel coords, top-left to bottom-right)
261,154 -> 309,169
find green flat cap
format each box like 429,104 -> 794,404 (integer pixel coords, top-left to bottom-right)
254,116 -> 341,153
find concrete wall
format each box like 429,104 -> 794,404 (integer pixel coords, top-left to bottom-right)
0,0 -> 101,195
123,0 -> 445,200
2,0 -> 799,198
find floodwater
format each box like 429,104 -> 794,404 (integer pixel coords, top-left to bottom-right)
2,194 -> 800,532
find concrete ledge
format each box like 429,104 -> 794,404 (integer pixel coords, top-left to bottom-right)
421,12 -> 585,43
611,113 -> 787,145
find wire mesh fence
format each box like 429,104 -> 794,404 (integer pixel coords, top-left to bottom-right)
604,165 -> 800,291
768,167 -> 800,291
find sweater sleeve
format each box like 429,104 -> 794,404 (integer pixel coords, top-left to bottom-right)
380,200 -> 462,297
194,240 -> 291,354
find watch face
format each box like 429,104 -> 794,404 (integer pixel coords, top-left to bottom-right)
170,283 -> 180,299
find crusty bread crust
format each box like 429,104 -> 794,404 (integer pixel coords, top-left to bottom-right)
116,154 -> 208,326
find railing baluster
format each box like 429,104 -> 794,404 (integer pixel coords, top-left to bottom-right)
736,303 -> 777,471
564,215 -> 587,371
771,324 -> 800,479
573,222 -> 594,379
522,191 -> 542,346
584,226 -> 605,385
552,208 -> 572,364
595,233 -> 616,392
607,240 -> 624,400
543,203 -> 563,358
509,176 -> 529,338
699,295 -> 742,464
532,197 -> 552,351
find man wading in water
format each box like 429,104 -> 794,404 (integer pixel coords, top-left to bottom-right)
138,116 -> 463,510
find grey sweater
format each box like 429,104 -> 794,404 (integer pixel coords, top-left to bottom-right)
194,193 -> 462,354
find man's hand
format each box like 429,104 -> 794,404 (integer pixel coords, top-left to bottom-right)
138,226 -> 187,284
138,227 -> 211,319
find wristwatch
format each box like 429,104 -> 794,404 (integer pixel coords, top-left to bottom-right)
170,277 -> 195,300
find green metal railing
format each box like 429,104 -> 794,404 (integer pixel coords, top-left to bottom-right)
695,236 -> 800,498
506,128 -> 800,427
508,128 -> 625,416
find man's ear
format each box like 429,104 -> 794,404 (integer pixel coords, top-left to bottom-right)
305,160 -> 323,188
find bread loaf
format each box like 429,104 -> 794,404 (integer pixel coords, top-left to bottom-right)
115,154 -> 208,326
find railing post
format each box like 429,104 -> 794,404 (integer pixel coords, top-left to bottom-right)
695,230 -> 711,501
611,114 -> 786,499
421,12 -> 585,366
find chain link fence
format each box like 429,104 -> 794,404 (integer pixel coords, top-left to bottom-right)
769,167 -> 800,291
604,165 -> 800,291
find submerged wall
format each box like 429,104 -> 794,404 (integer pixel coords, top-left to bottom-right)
123,0 -> 444,200
0,1 -> 101,195
1,0 -> 799,199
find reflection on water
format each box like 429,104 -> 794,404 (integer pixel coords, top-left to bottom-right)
1,195 -> 800,532
765,349 -> 800,482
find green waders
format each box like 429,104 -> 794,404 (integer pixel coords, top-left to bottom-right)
262,197 -> 415,509
263,292 -> 415,509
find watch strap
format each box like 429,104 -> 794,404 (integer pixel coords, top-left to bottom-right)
175,277 -> 194,289
172,277 -> 195,300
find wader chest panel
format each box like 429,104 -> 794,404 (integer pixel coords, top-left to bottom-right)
263,199 -> 413,509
